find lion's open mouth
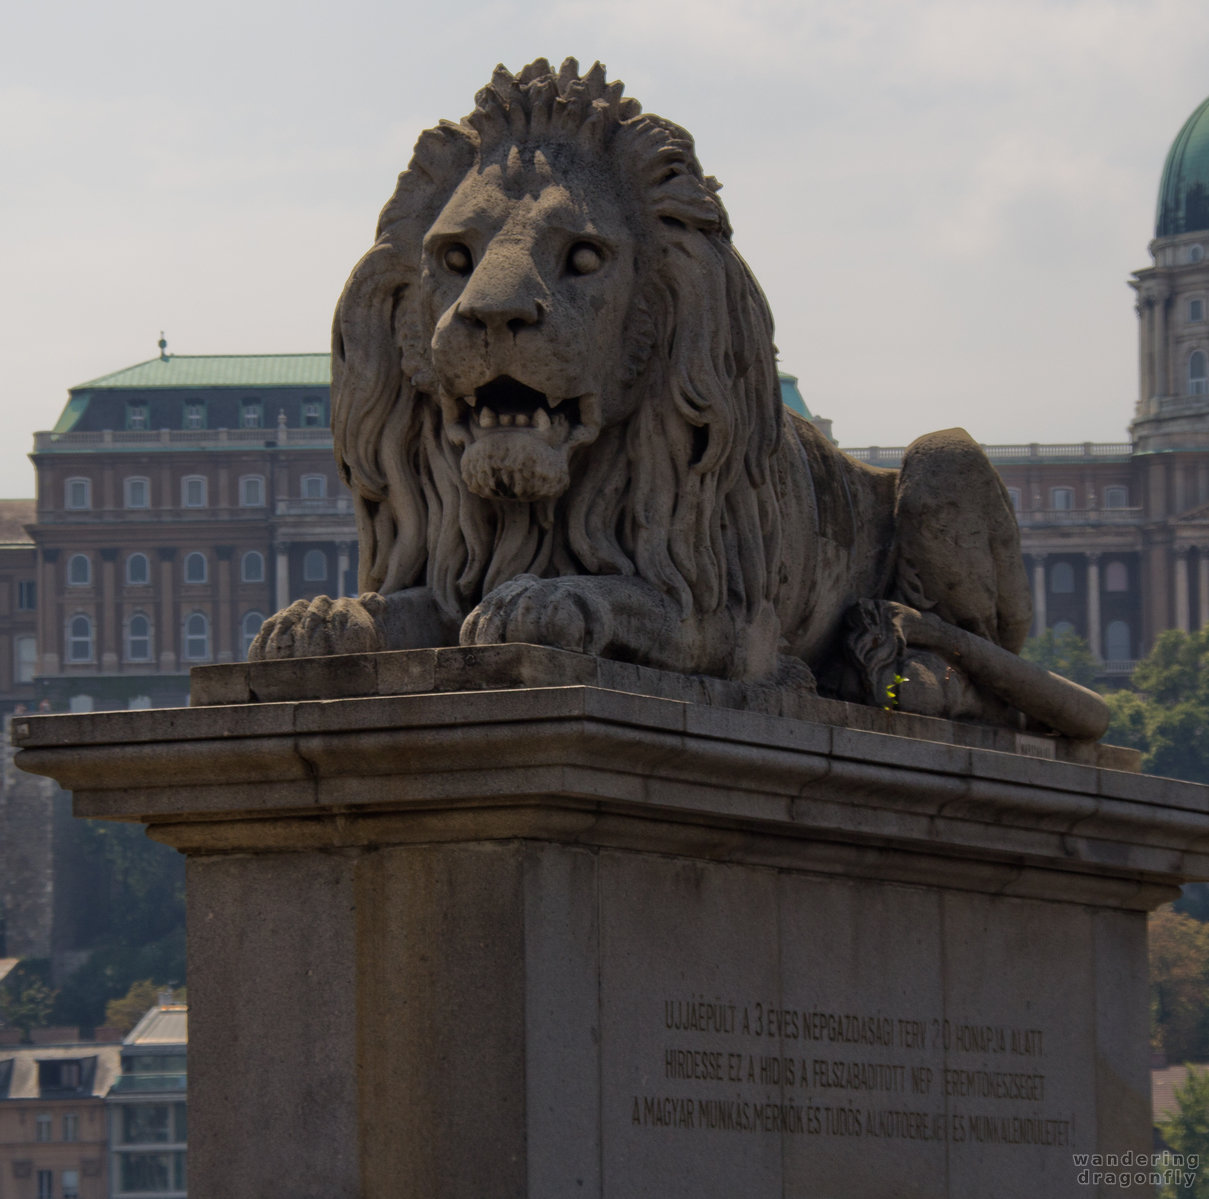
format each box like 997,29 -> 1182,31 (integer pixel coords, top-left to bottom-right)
456,375 -> 598,447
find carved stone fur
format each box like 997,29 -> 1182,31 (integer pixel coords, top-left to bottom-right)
251,59 -> 1109,739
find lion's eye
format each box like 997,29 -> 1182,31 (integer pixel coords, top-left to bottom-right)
443,244 -> 473,275
568,242 -> 603,276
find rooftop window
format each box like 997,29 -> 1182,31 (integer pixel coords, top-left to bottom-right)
37,1057 -> 90,1094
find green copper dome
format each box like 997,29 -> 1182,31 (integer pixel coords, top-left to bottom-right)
1157,96 -> 1209,237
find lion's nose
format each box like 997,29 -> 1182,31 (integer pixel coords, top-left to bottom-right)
456,249 -> 546,335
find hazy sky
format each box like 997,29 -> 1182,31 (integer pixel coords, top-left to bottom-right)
4,0 -> 1208,496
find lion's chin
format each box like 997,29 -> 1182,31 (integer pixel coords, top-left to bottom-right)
460,435 -> 571,502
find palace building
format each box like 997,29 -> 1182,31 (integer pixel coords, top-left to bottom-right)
840,94 -> 1209,678
17,346 -> 355,713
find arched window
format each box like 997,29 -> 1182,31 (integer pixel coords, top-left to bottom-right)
1006,487 -> 1021,511
181,475 -> 207,508
241,551 -> 265,583
1050,562 -> 1075,594
1106,620 -> 1132,661
1052,620 -> 1076,638
67,615 -> 93,663
241,611 -> 265,659
1190,351 -> 1208,396
65,477 -> 91,510
183,612 -> 210,661
1050,487 -> 1074,511
1103,486 -> 1128,509
1105,561 -> 1129,592
126,553 -> 150,586
124,477 -> 150,509
67,554 -> 91,586
303,549 -> 328,582
239,475 -> 265,507
301,474 -> 327,500
184,552 -> 207,584
14,635 -> 36,683
126,613 -> 152,662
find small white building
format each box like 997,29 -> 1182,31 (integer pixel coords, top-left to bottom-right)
105,999 -> 187,1199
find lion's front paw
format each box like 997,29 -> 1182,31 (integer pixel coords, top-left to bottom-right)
247,594 -> 388,661
459,574 -> 613,655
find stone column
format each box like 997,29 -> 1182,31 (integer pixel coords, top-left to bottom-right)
1155,288 -> 1170,398
215,547 -> 235,663
1137,298 -> 1151,405
1199,550 -> 1209,631
100,548 -> 119,672
1086,553 -> 1101,660
157,548 -> 177,673
1031,554 -> 1047,637
275,542 -> 291,610
1175,547 -> 1191,632
39,548 -> 60,675
336,542 -> 351,599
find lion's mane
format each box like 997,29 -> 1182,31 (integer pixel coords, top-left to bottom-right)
331,59 -> 784,624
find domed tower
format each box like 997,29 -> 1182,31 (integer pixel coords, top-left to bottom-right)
1131,97 -> 1209,451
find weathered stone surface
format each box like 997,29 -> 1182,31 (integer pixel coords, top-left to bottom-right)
13,649 -> 1204,1197
244,58 -> 1106,740
193,643 -> 1128,768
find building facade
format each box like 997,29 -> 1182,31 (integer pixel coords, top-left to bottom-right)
0,1037 -> 121,1199
24,349 -> 355,713
106,1001 -> 187,1199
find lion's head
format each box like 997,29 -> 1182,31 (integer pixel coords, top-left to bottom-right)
332,59 -> 783,622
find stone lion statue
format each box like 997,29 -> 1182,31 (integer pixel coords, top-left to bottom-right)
251,58 -> 1108,740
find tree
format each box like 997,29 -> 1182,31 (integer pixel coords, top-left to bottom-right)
1151,906 -> 1209,1062
49,817 -> 186,1030
104,979 -> 186,1035
1158,1066 -> 1209,1198
1020,628 -> 1098,687
0,960 -> 57,1039
1105,630 -> 1209,785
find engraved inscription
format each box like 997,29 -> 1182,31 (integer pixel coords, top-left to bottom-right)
630,996 -> 1075,1147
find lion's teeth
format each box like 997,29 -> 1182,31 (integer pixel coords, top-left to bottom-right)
464,394 -> 478,408
479,407 -> 497,428
514,412 -> 531,427
499,412 -> 514,427
532,407 -> 551,431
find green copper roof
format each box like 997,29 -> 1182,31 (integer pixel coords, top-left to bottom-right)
1157,96 -> 1209,237
779,371 -> 812,420
73,354 -> 332,390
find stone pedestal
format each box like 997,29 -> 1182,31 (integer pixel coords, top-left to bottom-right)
13,646 -> 1209,1199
